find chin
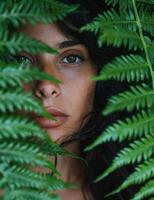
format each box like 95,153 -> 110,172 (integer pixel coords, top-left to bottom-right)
45,128 -> 71,143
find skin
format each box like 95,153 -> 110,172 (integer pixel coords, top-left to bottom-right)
19,23 -> 97,143
17,23 -> 96,200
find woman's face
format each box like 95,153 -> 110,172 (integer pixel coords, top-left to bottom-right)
20,23 -> 97,142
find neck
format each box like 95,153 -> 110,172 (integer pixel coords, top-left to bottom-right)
33,141 -> 85,186
56,142 -> 85,186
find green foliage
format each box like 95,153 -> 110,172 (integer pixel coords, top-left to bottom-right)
92,54 -> 149,82
0,30 -> 59,54
103,84 -> 154,114
0,0 -> 77,199
0,61 -> 61,88
3,188 -> 61,200
0,0 -> 78,27
83,0 -> 154,199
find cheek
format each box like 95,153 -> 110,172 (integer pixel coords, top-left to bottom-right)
71,79 -> 96,114
82,82 -> 96,110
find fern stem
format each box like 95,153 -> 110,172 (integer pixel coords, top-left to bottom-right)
132,0 -> 154,89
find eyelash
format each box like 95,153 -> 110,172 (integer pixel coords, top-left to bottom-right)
10,52 -> 85,66
60,54 -> 84,65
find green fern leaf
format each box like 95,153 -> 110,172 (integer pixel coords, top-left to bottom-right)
112,158 -> 154,194
132,179 -> 154,200
0,88 -> 48,115
103,84 -> 153,115
82,0 -> 154,198
0,0 -> 78,27
81,8 -> 137,32
0,88 -> 55,120
85,111 -> 154,150
38,139 -> 71,157
92,54 -> 149,82
95,134 -> 154,181
17,0 -> 78,22
4,189 -> 60,200
0,30 -> 58,55
104,0 -> 119,6
0,0 -> 79,198
139,10 -> 154,36
136,0 -> 154,4
103,0 -> 154,35
0,61 -> 60,88
0,115 -> 46,139
0,115 -> 68,157
0,140 -> 56,170
98,27 -> 149,50
105,0 -> 133,8
3,165 -> 73,191
105,0 -> 154,8
81,9 -> 151,50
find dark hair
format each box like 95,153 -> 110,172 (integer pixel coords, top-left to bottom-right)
56,1 -> 137,199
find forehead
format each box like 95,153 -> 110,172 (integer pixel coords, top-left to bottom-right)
20,23 -> 69,47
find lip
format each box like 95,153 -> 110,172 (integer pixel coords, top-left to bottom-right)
35,107 -> 69,128
46,107 -> 68,117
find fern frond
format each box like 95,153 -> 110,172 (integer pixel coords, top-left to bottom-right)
0,140 -> 55,170
105,0 -> 132,8
0,29 -> 7,53
81,8 -> 136,32
0,116 -> 68,157
132,179 -> 154,200
0,115 -> 46,139
0,61 -> 60,88
3,165 -> 72,191
85,9 -> 136,30
105,0 -> 154,8
82,0 -> 154,198
28,134 -> 71,157
0,0 -> 79,198
0,0 -> 78,27
100,27 -> 151,50
92,54 -> 149,82
112,158 -> 154,194
0,30 -> 58,55
0,88 -> 49,115
4,189 -> 60,200
104,0 -> 119,6
86,111 -> 154,150
95,134 -> 154,181
81,9 -> 151,50
104,1 -> 154,36
139,10 -> 154,36
136,0 -> 154,5
30,0 -> 78,21
103,84 -> 153,115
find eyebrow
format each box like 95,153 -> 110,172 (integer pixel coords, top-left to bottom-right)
57,39 -> 82,49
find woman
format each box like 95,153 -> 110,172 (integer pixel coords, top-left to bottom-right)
14,1 -> 135,199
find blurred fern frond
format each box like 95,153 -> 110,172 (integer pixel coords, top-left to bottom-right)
0,0 -> 77,199
0,61 -> 60,88
0,30 -> 59,54
0,0 -> 78,27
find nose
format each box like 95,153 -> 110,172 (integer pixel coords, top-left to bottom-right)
34,80 -> 61,99
33,54 -> 61,99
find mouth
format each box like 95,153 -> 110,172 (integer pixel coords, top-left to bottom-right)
35,107 -> 69,128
